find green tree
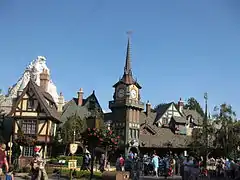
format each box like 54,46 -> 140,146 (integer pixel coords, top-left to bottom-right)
61,113 -> 87,144
82,128 -> 120,179
184,97 -> 204,117
213,103 -> 238,158
189,119 -> 215,158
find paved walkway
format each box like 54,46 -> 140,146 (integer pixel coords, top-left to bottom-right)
140,176 -> 182,179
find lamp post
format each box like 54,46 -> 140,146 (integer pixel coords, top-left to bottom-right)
203,92 -> 208,168
8,135 -> 13,165
69,121 -> 77,180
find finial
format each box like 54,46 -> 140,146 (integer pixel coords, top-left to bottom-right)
29,70 -> 34,81
126,31 -> 133,39
92,90 -> 95,94
204,92 -> 208,100
60,92 -> 63,96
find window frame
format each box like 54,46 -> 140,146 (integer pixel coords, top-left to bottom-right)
21,120 -> 37,135
162,117 -> 168,125
22,146 -> 34,157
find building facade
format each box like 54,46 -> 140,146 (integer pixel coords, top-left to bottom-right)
8,69 -> 61,167
105,37 -> 203,155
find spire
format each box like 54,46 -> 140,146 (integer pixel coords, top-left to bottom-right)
124,35 -> 132,76
112,32 -> 142,89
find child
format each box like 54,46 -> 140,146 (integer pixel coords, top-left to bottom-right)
5,166 -> 14,180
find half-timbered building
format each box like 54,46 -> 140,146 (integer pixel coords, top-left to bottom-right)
8,69 -> 61,166
105,36 -> 203,155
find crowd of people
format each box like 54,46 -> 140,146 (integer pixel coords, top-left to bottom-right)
114,150 -> 240,180
2,141 -> 240,180
0,142 -> 49,180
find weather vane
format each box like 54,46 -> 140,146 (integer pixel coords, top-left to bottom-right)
126,30 -> 133,38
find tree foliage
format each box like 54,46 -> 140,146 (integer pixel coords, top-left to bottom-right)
61,114 -> 87,144
82,128 -> 120,151
189,120 -> 215,157
184,97 -> 204,117
15,130 -> 38,146
212,103 -> 239,158
191,103 -> 240,159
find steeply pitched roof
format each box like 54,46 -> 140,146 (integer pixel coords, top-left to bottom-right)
113,37 -> 141,89
171,116 -> 186,124
60,100 -> 90,125
60,91 -> 103,125
140,128 -> 191,148
154,103 -> 172,123
182,109 -> 203,125
139,108 -> 190,148
8,79 -> 61,122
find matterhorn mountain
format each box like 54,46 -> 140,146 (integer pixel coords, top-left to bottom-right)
1,56 -> 60,113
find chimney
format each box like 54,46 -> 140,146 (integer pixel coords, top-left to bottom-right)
57,92 -> 64,112
40,69 -> 50,92
146,100 -> 151,116
77,88 -> 84,106
178,98 -> 184,114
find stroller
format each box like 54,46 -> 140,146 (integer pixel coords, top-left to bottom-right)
158,159 -> 166,176
143,157 -> 154,176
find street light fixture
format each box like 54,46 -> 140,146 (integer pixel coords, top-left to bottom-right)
203,92 -> 208,168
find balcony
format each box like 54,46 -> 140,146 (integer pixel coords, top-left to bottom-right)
109,99 -> 144,109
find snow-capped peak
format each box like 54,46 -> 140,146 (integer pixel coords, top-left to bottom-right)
7,56 -> 59,103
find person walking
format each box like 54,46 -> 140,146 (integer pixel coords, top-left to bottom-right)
99,154 -> 105,173
30,152 -> 48,180
5,166 -> 14,180
183,156 -> 190,180
151,153 -> 159,177
0,144 -> 8,180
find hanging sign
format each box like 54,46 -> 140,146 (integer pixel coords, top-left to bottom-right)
69,143 -> 78,154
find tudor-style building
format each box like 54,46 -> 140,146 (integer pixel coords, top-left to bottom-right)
61,88 -> 104,130
105,37 -> 203,155
8,69 -> 61,166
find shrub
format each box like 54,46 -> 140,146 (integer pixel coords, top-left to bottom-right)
48,156 -> 83,167
45,166 -> 102,179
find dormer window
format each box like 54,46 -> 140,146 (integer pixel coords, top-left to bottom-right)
162,117 -> 168,125
27,99 -> 34,110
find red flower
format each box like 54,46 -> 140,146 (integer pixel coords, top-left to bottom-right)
94,133 -> 96,136
88,128 -> 90,131
117,136 -> 120,139
99,138 -> 103,141
93,128 -> 96,131
109,130 -> 112,135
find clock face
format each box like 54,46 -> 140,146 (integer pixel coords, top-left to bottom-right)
117,88 -> 125,98
130,89 -> 137,99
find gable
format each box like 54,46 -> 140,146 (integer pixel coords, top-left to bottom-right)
8,80 -> 60,122
60,101 -> 90,125
83,93 -> 103,113
155,103 -> 181,125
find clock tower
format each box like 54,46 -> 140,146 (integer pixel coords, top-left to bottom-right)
109,35 -> 144,155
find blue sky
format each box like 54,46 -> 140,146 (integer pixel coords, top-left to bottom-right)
0,0 -> 240,116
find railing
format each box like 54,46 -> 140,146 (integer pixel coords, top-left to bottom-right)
109,99 -> 144,109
